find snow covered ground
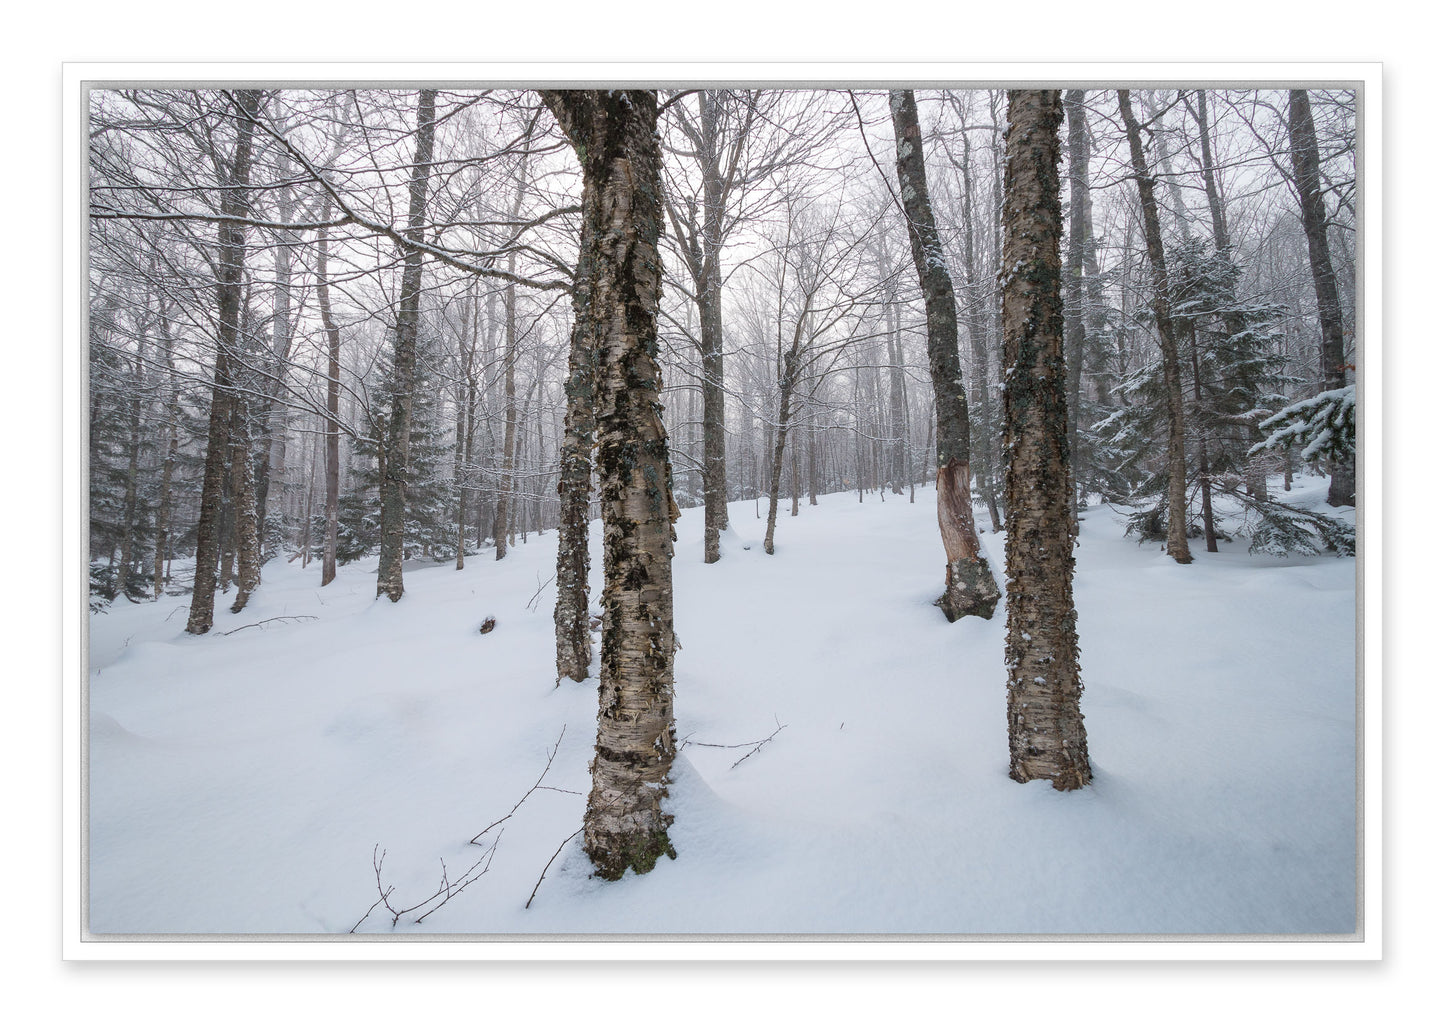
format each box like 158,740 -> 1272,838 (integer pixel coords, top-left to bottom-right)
85,477 -> 1357,937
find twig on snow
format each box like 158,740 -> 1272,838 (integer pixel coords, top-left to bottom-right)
525,826 -> 584,910
470,726 -> 573,844
215,615 -> 317,636
682,716 -> 788,769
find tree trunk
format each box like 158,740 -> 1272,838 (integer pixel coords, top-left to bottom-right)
228,393 -> 263,612
542,89 -> 680,881
890,89 -> 1000,621
1287,89 -> 1354,507
376,89 -> 437,601
763,350 -> 800,555
1118,89 -> 1193,564
1000,89 -> 1091,791
960,131 -> 1003,533
186,89 -> 260,635
153,320 -> 179,598
555,235 -> 599,681
1063,90 -> 1090,524
316,213 -> 342,587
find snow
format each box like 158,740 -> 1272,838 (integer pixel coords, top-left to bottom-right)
86,477 -> 1356,936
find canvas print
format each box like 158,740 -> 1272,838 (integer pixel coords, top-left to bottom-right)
83,82 -> 1360,939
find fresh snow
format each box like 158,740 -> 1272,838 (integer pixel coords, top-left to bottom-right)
86,477 -> 1356,936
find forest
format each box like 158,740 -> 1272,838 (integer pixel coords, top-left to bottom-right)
84,85 -> 1359,936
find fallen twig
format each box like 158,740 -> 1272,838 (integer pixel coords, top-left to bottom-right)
683,717 -> 788,769
215,615 -> 317,636
525,826 -> 584,910
350,836 -> 501,932
470,726 -> 572,844
525,572 -> 556,612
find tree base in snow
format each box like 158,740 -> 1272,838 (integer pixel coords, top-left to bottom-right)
936,555 -> 1001,622
584,805 -> 677,881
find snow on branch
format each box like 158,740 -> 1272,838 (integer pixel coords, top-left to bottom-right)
1251,384 -> 1355,464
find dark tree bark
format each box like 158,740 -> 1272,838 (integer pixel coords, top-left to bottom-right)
1287,89 -> 1354,506
1000,89 -> 1091,791
889,89 -> 1000,621
541,89 -> 680,881
376,89 -> 437,602
1118,89 -> 1193,565
228,392 -> 262,613
186,89 -> 261,635
554,216 -> 598,682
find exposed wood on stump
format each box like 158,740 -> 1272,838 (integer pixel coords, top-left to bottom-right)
1001,90 -> 1091,791
542,89 -> 680,880
889,89 -> 1000,621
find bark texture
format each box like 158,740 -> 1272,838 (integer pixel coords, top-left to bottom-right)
376,89 -> 437,601
542,89 -> 680,880
1287,89 -> 1354,507
186,90 -> 260,635
890,89 -> 1000,621
1001,90 -> 1091,790
1118,90 -> 1193,565
554,199 -> 599,682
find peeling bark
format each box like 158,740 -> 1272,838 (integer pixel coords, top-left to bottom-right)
542,89 -> 679,880
1001,90 -> 1091,790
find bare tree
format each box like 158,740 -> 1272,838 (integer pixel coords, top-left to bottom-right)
890,89 -> 1000,620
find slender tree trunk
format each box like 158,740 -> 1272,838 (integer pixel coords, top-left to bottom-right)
960,132 -> 1003,533
228,392 -> 263,612
186,89 -> 260,635
376,89 -> 437,601
114,335 -> 145,601
697,92 -> 731,563
154,322 -> 179,599
555,231 -> 599,681
890,89 -> 1000,621
1287,89 -> 1354,506
1063,90 -> 1090,525
495,212 -> 523,560
542,89 -> 680,880
1189,323 -> 1219,552
1118,89 -> 1193,564
255,150 -> 295,557
763,350 -> 800,555
1001,89 -> 1090,791
316,214 -> 342,587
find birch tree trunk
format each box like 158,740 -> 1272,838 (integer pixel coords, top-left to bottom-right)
542,89 -> 680,880
554,211 -> 598,681
1000,89 -> 1091,791
186,89 -> 260,635
1118,89 -> 1193,565
889,89 -> 1000,621
376,89 -> 437,602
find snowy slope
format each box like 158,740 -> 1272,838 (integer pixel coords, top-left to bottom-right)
85,478 -> 1357,936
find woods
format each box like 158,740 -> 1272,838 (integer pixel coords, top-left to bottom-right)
87,83 -> 1358,911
